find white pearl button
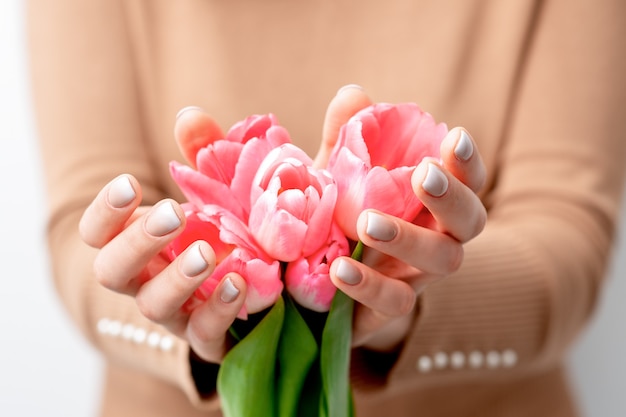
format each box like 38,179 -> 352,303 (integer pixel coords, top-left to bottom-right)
147,331 -> 161,348
486,351 -> 501,369
417,356 -> 433,373
433,352 -> 448,369
121,324 -> 135,340
450,351 -> 465,369
132,328 -> 147,344
97,318 -> 110,334
108,320 -> 122,337
468,351 -> 484,369
160,336 -> 174,352
502,349 -> 518,368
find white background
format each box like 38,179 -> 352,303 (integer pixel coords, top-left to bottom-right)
1,2 -> 625,416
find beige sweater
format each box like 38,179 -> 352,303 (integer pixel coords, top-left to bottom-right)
27,0 -> 626,416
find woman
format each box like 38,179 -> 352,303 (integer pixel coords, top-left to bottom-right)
27,0 -> 626,416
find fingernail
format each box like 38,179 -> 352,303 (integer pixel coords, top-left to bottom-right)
182,244 -> 209,277
454,131 -> 473,161
423,164 -> 448,197
108,176 -> 135,208
336,84 -> 364,96
145,202 -> 181,236
220,277 -> 240,303
176,106 -> 205,120
366,212 -> 397,241
336,259 -> 362,285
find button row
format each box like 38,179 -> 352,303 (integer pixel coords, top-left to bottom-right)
96,318 -> 174,352
417,349 -> 517,373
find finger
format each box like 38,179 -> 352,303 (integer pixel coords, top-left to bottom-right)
186,273 -> 247,363
411,160 -> 487,243
174,106 -> 224,169
330,256 -> 417,318
134,241 -> 216,334
93,199 -> 185,294
79,174 -> 142,248
351,304 -> 414,350
356,210 -> 465,275
440,127 -> 486,193
313,84 -> 373,168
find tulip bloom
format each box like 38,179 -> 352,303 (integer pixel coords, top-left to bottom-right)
170,114 -> 291,220
167,204 -> 283,316
249,144 -> 341,263
247,144 -> 349,311
165,203 -> 234,264
284,224 -> 349,312
327,103 -> 447,240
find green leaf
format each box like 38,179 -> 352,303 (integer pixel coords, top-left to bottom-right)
320,289 -> 355,417
217,297 -> 285,417
277,294 -> 320,417
318,241 -> 362,417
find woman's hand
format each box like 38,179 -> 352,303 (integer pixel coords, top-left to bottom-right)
78,122 -> 246,365
321,85 -> 487,352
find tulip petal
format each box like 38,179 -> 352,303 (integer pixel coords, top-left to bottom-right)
226,114 -> 274,143
285,228 -> 349,312
196,140 -> 243,184
166,204 -> 234,263
363,166 -> 424,221
207,249 -> 283,316
330,120 -> 371,167
249,177 -> 309,262
328,148 -> 368,240
285,258 -> 335,312
303,184 -> 336,257
230,137 -> 279,216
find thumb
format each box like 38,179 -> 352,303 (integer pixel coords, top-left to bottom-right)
174,106 -> 225,169
313,85 -> 373,168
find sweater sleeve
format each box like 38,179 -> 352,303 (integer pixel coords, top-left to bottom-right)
26,0 -> 215,409
361,0 -> 626,391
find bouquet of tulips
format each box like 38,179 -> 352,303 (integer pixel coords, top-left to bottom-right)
166,102 -> 447,417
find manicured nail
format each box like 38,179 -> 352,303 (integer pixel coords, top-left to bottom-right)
336,84 -> 364,96
454,131 -> 473,161
108,176 -> 135,208
220,277 -> 240,303
422,164 -> 448,197
176,106 -> 205,120
366,212 -> 397,241
145,202 -> 181,236
335,260 -> 362,285
182,244 -> 208,277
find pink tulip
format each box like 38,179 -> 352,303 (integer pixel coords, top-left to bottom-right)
284,224 -> 349,312
170,114 -> 291,220
248,144 -> 339,262
196,248 -> 282,318
165,203 -> 234,264
166,204 -> 283,316
327,103 -> 447,240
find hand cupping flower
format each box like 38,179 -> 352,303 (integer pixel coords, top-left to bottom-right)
166,101 -> 446,417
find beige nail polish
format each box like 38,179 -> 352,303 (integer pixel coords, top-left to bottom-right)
422,164 -> 448,197
366,212 -> 397,241
182,244 -> 208,277
454,131 -> 473,161
108,176 -> 135,208
336,260 -> 362,285
336,84 -> 364,96
145,202 -> 181,236
220,277 -> 240,303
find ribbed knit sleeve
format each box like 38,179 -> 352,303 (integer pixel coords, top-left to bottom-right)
26,0 -> 216,410
368,0 -> 626,393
